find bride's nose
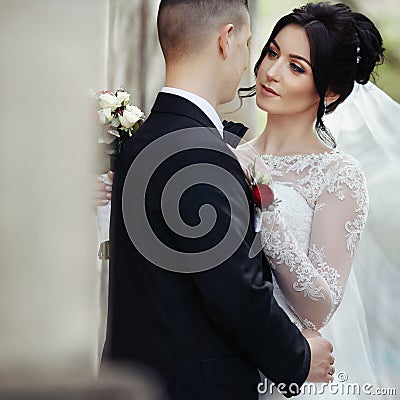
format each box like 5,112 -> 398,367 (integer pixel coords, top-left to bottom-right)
266,61 -> 281,82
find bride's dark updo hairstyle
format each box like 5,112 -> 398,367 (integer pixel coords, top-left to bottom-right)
240,2 -> 385,148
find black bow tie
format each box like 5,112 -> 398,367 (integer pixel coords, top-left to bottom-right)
222,120 -> 249,148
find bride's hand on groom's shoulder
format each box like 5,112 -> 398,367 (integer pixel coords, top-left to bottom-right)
93,171 -> 114,210
306,336 -> 335,383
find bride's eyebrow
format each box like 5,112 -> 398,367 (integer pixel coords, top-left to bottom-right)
271,39 -> 280,50
272,39 -> 312,67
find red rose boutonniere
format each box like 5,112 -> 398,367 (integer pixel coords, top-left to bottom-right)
246,158 -> 280,232
251,183 -> 275,211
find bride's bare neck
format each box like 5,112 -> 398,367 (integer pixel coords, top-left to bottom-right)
252,114 -> 331,156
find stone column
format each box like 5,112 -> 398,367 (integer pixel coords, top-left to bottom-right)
0,0 -> 108,380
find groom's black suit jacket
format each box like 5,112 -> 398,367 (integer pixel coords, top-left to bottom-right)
109,93 -> 311,400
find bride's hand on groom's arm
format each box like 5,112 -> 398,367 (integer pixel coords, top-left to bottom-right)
306,336 -> 335,383
93,171 -> 114,209
302,329 -> 321,339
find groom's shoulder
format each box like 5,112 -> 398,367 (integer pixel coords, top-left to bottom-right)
129,110 -> 230,158
127,121 -> 242,179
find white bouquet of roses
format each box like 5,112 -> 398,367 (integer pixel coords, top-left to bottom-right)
96,88 -> 144,171
95,88 -> 145,259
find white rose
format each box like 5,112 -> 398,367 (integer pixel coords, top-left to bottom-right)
98,93 -> 119,110
98,108 -> 112,124
118,105 -> 144,129
116,91 -> 130,107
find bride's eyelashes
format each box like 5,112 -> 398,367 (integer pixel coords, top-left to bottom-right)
266,46 -> 306,74
267,47 -> 278,58
290,63 -> 305,74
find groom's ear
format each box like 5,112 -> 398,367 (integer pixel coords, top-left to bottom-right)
219,24 -> 235,59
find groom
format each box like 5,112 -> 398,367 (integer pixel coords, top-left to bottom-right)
108,1 -> 334,399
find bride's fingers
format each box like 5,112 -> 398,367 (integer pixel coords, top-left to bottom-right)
95,199 -> 109,206
327,365 -> 335,382
93,181 -> 112,200
94,190 -> 112,200
107,170 -> 115,182
327,341 -> 334,353
329,355 -> 335,365
92,176 -> 112,212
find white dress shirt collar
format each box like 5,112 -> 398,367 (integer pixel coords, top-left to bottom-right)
160,86 -> 224,138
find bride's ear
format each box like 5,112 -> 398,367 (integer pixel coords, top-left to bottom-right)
324,90 -> 340,107
219,24 -> 234,59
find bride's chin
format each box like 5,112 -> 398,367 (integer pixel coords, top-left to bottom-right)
256,98 -> 273,113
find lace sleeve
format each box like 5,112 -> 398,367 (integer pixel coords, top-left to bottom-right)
261,158 -> 369,330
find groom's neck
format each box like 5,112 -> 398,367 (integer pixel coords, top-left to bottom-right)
165,62 -> 220,109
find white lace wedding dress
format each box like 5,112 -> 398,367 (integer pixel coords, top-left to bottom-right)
257,150 -> 380,399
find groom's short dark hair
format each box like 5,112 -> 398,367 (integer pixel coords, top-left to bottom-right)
157,0 -> 249,62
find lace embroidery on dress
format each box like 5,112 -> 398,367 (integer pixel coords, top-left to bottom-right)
327,161 -> 369,256
260,150 -> 368,330
308,245 -> 343,306
263,209 -> 325,301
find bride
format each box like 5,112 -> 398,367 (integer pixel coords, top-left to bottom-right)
233,2 -> 385,399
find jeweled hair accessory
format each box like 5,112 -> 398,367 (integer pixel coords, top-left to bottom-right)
355,33 -> 361,64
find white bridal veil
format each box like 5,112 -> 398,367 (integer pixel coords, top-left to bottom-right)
325,82 -> 400,388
